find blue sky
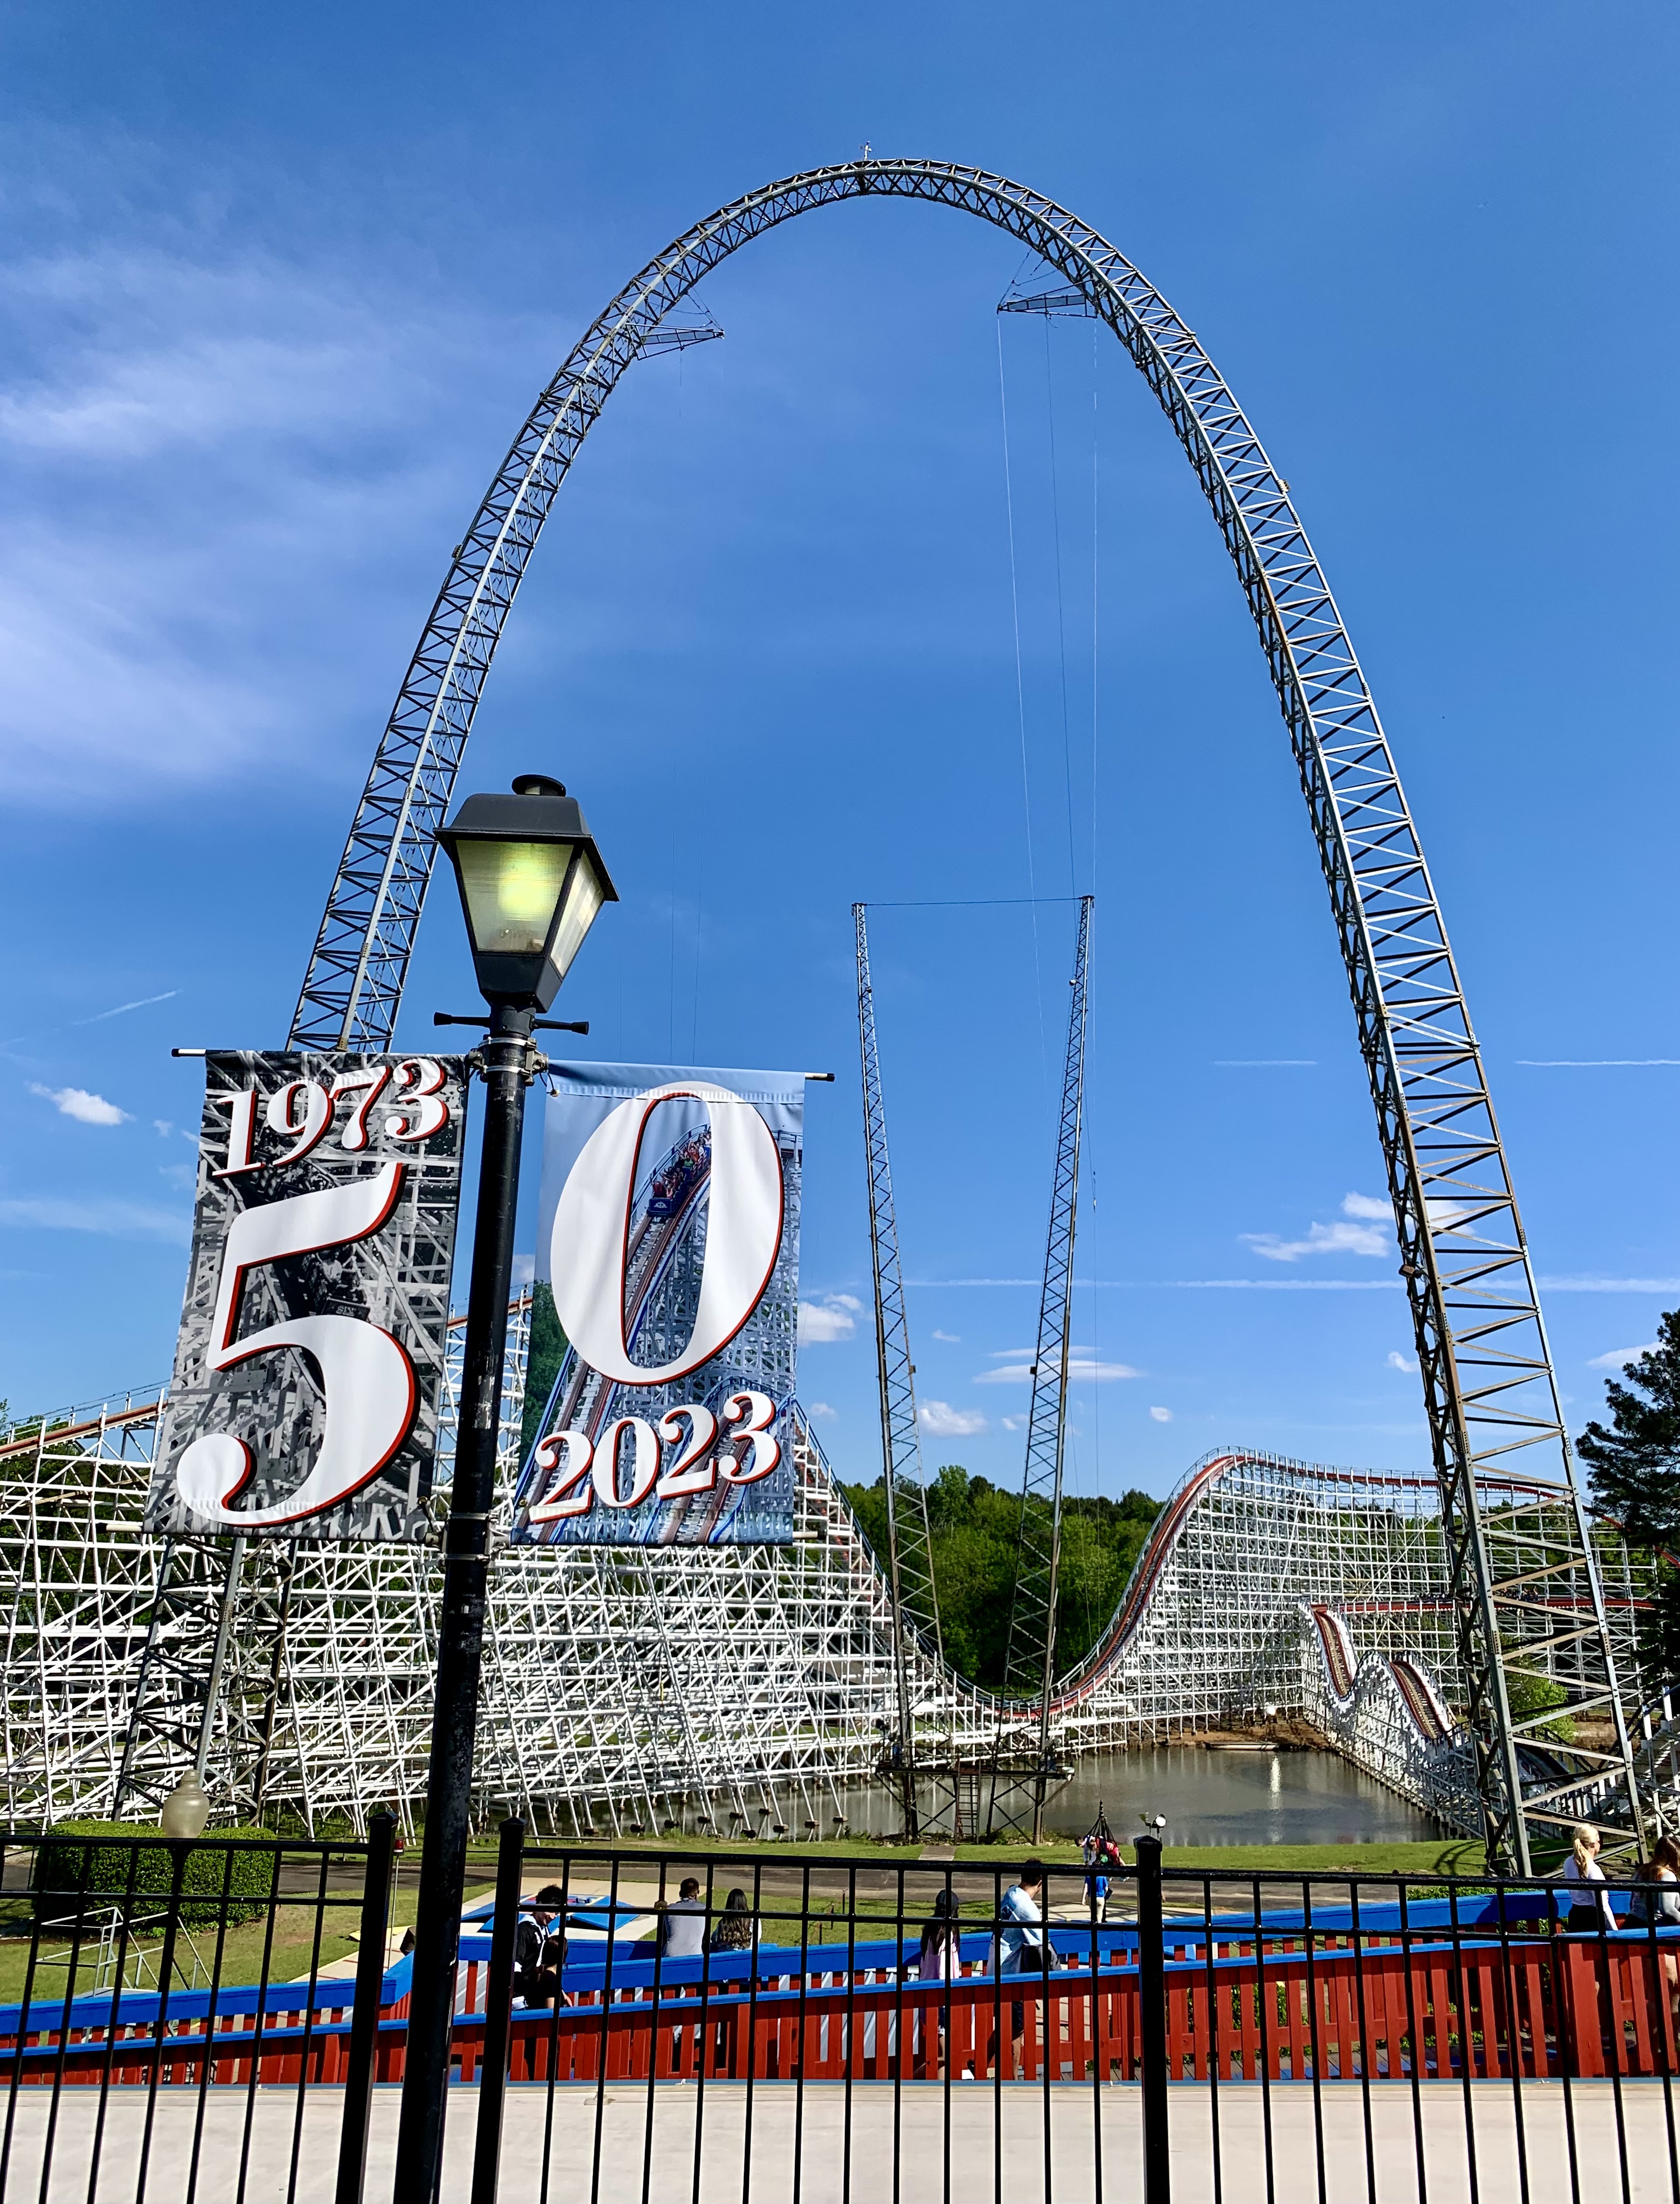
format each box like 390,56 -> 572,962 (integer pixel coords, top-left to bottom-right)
2,0 -> 1676,1500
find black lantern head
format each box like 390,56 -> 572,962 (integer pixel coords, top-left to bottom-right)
436,774 -> 617,1011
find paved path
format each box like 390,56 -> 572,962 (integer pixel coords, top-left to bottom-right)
3,2081 -> 1676,2201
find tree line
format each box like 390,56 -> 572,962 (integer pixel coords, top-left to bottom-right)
518,1278 -> 1678,1693
839,1465 -> 1161,1688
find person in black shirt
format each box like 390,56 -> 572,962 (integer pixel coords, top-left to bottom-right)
512,1884 -> 568,2008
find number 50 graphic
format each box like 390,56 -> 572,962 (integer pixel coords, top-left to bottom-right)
173,1163 -> 418,1529
549,1080 -> 784,1386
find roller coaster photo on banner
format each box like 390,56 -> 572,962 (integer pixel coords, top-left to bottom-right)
513,1062 -> 803,1547
147,1049 -> 467,1543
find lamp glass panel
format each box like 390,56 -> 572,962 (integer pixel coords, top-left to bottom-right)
546,855 -> 606,985
455,838 -> 572,956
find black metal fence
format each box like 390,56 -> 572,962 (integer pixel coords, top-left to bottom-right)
2,1822 -> 1677,2202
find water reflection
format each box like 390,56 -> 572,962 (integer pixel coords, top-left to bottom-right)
823,1747 -> 1439,1847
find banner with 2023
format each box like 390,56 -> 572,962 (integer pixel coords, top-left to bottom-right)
152,1052 -> 803,1546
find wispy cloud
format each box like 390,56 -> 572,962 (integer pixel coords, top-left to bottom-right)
1517,1060 -> 1680,1068
798,1293 -> 861,1345
1586,1343 -> 1658,1370
807,1401 -> 837,1421
1243,1192 -> 1393,1264
976,1358 -> 1138,1385
29,1082 -> 131,1126
1148,1405 -> 1172,1423
1541,1278 -> 1680,1295
931,1328 -> 961,1343
1001,1414 -> 1027,1432
1388,1350 -> 1420,1374
918,1400 -> 986,1437
0,235 -> 546,806
0,1195 -> 188,1242
1,988 -> 179,1051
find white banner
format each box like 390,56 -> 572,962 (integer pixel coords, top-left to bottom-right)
514,1061 -> 803,1547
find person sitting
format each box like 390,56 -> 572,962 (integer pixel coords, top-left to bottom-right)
513,1884 -> 568,2007
708,1887 -> 756,1954
656,1876 -> 707,1961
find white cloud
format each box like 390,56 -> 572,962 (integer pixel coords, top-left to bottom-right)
509,1251 -> 536,1289
1001,1414 -> 1027,1432
1149,1406 -> 1173,1423
29,1082 -> 131,1126
0,1195 -> 188,1241
932,1328 -> 961,1343
157,1162 -> 194,1190
0,237 -> 552,806
1243,1192 -> 1393,1263
153,1119 -> 174,1137
918,1400 -> 987,1437
806,1401 -> 838,1421
1587,1344 -> 1658,1371
976,1358 -> 1138,1385
798,1293 -> 861,1345
1388,1350 -> 1420,1374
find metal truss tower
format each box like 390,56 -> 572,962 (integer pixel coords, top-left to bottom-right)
104,159 -> 1633,1869
992,897 -> 1092,1840
853,904 -> 943,1840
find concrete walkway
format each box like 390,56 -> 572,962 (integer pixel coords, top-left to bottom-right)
3,2081 -> 1675,2201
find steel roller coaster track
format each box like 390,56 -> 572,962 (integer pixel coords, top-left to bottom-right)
126,157 -> 1633,1871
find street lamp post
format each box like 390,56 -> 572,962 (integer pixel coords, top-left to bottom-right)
392,774 -> 616,2202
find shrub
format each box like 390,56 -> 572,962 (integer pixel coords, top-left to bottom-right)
1504,1674 -> 1576,1746
32,1822 -> 279,1928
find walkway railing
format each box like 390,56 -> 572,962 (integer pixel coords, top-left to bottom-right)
1,1825 -> 1677,2200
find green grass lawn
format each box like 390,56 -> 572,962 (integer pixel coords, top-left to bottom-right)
497,1833 -> 1488,1878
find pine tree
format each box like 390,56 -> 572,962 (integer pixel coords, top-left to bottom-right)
1577,1307 -> 1680,1685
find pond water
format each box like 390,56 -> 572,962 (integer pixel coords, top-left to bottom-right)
819,1746 -> 1440,1847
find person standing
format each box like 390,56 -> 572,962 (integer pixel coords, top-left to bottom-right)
1562,1824 -> 1618,1930
1628,1832 -> 1680,2022
915,1888 -> 963,2075
988,1861 -> 1047,2076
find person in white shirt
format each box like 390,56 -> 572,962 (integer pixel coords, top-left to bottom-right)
988,1861 -> 1047,2075
1562,1823 -> 1618,1931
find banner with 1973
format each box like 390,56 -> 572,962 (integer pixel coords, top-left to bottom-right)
148,1049 -> 467,1542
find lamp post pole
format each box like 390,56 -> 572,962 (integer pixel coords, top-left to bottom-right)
392,998 -> 535,2201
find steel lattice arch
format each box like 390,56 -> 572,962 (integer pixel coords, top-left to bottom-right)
1,159 -> 1661,1865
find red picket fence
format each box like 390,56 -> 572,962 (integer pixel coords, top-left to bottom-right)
432,1935 -> 1680,2091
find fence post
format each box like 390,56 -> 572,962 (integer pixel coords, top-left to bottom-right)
336,1813 -> 398,2204
471,1816 -> 526,2204
1136,1835 -> 1171,2204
